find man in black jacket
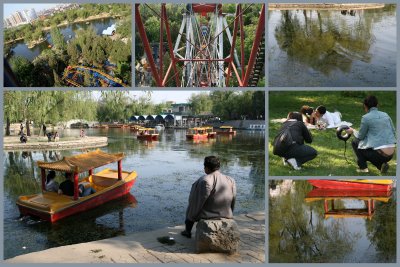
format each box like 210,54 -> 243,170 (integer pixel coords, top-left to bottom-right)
273,112 -> 318,170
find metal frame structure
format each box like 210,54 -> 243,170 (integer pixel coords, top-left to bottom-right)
135,3 -> 265,87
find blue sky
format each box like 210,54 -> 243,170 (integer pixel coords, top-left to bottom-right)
4,4 -> 59,18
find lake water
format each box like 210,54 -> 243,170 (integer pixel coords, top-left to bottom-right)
7,18 -> 116,62
3,128 -> 265,259
269,180 -> 396,263
268,5 -> 397,86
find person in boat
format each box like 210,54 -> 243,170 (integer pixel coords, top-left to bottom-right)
345,95 -> 396,174
313,105 -> 342,129
272,112 -> 317,170
58,173 -> 96,197
45,170 -> 59,192
181,156 -> 236,238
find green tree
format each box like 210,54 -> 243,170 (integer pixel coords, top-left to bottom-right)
50,26 -> 67,51
189,93 -> 213,115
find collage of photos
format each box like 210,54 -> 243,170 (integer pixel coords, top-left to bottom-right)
0,1 -> 398,266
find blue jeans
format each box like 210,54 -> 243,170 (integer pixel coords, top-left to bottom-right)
79,184 -> 96,197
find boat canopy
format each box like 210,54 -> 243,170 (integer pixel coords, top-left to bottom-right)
220,126 -> 233,129
37,149 -> 124,173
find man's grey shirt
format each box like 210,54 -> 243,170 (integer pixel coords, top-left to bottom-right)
186,170 -> 236,222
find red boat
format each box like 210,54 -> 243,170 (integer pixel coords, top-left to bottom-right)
216,126 -> 236,135
186,127 -> 208,140
305,188 -> 393,220
137,128 -> 159,141
308,179 -> 393,191
16,150 -> 138,222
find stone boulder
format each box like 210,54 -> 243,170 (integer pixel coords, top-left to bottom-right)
195,218 -> 240,254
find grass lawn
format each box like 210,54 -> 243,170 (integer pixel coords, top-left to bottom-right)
269,91 -> 396,176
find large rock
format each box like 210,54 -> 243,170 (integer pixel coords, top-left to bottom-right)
195,218 -> 240,254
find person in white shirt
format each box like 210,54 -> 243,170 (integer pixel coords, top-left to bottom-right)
314,106 -> 342,128
45,171 -> 59,192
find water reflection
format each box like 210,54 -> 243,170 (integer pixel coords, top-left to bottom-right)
268,5 -> 396,86
269,180 -> 396,263
4,128 -> 264,259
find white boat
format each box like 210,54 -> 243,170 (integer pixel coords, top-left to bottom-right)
154,124 -> 165,131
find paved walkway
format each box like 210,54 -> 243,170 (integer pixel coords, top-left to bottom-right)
6,212 -> 265,263
3,136 -> 107,151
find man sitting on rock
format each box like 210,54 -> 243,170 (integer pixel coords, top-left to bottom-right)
181,156 -> 236,238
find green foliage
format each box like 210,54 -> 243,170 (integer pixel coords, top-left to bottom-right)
4,91 -> 98,129
50,26 -> 67,51
268,91 -> 396,176
9,56 -> 35,86
189,93 -> 213,115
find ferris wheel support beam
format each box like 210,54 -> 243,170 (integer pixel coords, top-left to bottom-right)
135,4 -> 162,86
243,4 -> 265,87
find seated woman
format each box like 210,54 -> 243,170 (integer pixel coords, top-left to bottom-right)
272,112 -> 318,170
45,170 -> 59,192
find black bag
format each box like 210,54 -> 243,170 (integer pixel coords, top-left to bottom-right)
272,122 -> 296,156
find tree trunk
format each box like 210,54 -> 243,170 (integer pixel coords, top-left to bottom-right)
6,117 -> 10,136
26,121 -> 31,136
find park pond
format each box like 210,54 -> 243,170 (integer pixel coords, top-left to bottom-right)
4,128 -> 265,259
7,18 -> 116,62
269,180 -> 396,263
268,5 -> 396,86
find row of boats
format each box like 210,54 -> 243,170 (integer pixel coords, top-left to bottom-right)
132,125 -> 236,141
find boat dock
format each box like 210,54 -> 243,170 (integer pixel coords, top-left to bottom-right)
6,211 -> 265,263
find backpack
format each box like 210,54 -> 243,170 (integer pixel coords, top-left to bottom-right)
272,122 -> 296,156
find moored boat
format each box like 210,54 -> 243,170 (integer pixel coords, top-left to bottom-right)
16,150 -> 138,222
308,179 -> 393,191
137,128 -> 159,141
204,126 -> 216,138
154,124 -> 165,131
216,125 -> 236,135
186,127 -> 208,140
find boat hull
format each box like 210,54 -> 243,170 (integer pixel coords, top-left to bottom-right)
17,172 -> 137,223
186,134 -> 208,140
137,134 -> 158,141
216,131 -> 236,135
308,179 -> 393,191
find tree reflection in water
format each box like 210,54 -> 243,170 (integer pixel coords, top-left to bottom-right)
269,180 -> 396,263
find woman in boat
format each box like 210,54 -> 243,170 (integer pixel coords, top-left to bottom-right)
45,171 -> 59,192
272,112 -> 318,170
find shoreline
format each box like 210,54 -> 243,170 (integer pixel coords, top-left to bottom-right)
3,136 -> 108,151
268,3 -> 386,11
5,211 -> 265,263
